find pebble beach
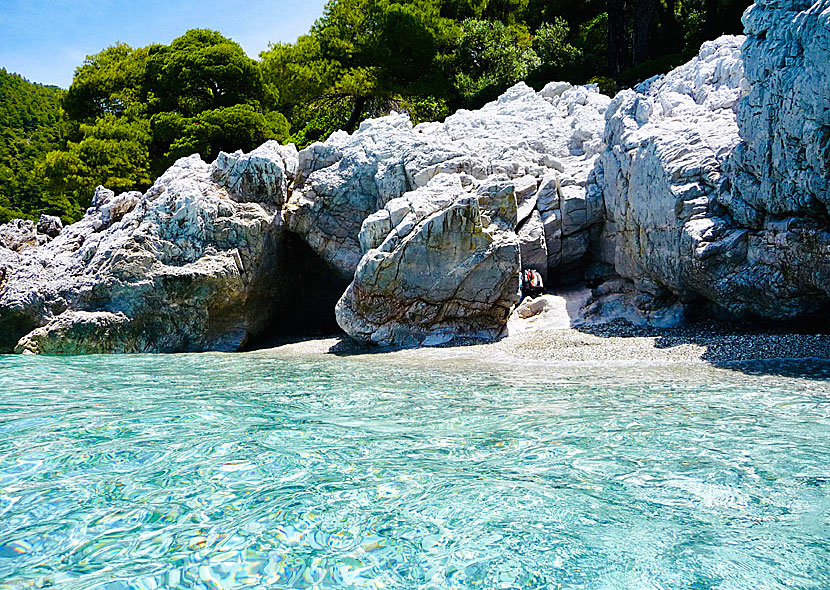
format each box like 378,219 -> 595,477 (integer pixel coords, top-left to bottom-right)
255,291 -> 830,368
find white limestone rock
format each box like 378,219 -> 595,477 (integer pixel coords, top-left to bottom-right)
591,36 -> 750,322
0,219 -> 48,252
211,140 -> 299,205
517,209 -> 548,281
88,186 -> 142,231
336,177 -> 521,346
730,0 -> 830,221
294,83 -> 610,344
592,25 -> 830,323
14,311 -> 135,354
286,83 -> 611,284
0,153 -> 290,353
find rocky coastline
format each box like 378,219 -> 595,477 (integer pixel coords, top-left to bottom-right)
1,0 -> 828,356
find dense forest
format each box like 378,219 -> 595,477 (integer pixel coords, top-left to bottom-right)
1,0 -> 750,224
0,70 -> 68,223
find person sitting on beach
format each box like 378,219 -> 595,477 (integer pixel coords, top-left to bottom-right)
521,268 -> 545,300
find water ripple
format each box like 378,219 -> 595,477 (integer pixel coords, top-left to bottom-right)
0,354 -> 828,589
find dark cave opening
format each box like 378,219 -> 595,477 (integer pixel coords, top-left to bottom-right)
241,230 -> 352,351
0,309 -> 37,353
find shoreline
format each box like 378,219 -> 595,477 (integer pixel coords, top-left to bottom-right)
249,289 -> 830,368
251,319 -> 830,369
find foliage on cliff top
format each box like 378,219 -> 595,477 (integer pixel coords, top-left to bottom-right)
38,30 -> 289,223
0,69 -> 69,223
262,0 -> 748,145
2,0 -> 751,223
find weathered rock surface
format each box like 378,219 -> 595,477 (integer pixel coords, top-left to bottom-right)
0,218 -> 50,252
589,36 -> 750,323
286,82 -> 610,284
313,82 -> 609,343
731,0 -> 830,222
211,141 -> 299,205
0,155 -> 290,353
36,214 -> 63,238
589,22 -> 830,323
336,175 -> 521,346
15,311 -> 135,354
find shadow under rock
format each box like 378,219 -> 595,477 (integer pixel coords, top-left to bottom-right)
325,330 -> 517,356
326,336 -> 393,357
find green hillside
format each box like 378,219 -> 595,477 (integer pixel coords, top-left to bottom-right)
0,0 -> 751,224
0,69 -> 68,223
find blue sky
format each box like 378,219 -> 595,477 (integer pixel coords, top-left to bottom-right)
0,0 -> 328,88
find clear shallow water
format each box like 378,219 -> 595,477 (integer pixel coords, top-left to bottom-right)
0,352 -> 828,590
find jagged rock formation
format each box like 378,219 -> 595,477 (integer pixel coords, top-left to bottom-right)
588,2 -> 830,324
308,83 -> 610,344
211,141 -> 299,205
732,0 -> 830,221
0,152 -> 293,353
0,218 -> 51,252
285,83 -> 610,285
0,84 -> 610,352
15,311 -> 136,355
587,36 -> 752,324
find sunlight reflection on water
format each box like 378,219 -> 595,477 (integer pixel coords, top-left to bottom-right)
0,352 -> 828,589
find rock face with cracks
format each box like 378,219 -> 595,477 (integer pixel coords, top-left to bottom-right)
285,82 -> 610,284
588,36 -> 751,324
588,19 -> 830,324
337,175 -> 521,346
0,153 -> 292,353
299,82 -> 610,344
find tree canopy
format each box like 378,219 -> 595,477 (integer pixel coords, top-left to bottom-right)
260,0 -> 750,143
37,30 -> 290,222
1,0 -> 751,223
0,69 -> 68,223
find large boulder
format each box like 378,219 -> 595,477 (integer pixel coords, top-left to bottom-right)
15,311 -> 136,354
36,214 -> 63,238
589,27 -> 830,324
0,153 -> 293,353
336,174 -> 521,346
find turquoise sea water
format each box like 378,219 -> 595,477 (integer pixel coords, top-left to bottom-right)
0,351 -> 828,590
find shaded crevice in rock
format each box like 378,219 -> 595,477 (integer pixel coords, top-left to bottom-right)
241,231 -> 351,349
0,308 -> 37,353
